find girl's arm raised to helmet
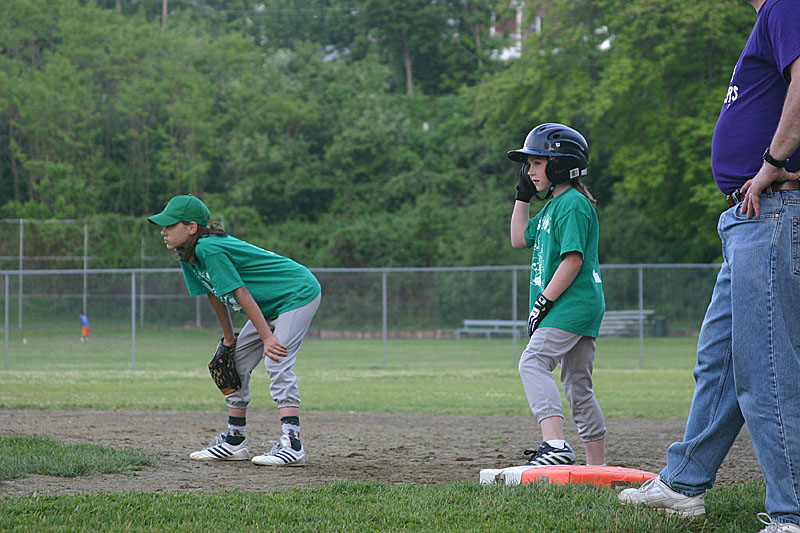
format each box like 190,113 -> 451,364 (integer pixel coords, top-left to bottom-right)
510,200 -> 530,249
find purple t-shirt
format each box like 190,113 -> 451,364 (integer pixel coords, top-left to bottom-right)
711,0 -> 800,194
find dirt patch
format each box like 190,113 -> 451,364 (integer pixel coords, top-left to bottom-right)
0,409 -> 761,496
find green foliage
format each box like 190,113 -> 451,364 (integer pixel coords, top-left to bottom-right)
585,0 -> 753,262
362,0 -> 497,94
0,0 -> 761,266
0,435 -> 155,481
474,0 -> 755,263
0,480 -> 768,532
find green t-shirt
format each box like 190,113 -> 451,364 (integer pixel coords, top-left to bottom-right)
524,187 -> 605,337
180,234 -> 321,321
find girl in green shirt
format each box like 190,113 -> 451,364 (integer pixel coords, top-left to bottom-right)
508,123 -> 607,467
149,194 -> 321,467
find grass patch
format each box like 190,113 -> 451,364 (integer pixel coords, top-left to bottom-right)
0,332 -> 765,532
0,333 -> 699,418
0,365 -> 695,418
0,436 -> 156,481
1,329 -> 696,371
0,480 -> 766,532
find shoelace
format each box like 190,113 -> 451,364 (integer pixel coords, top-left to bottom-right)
207,432 -> 227,447
261,440 -> 284,454
635,477 -> 658,492
523,443 -> 558,460
758,512 -> 799,532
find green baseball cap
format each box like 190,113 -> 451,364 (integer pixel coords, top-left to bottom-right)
147,195 -> 211,226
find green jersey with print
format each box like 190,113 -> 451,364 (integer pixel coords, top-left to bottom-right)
180,234 -> 321,321
524,187 -> 605,337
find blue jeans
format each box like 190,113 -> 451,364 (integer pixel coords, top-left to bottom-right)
661,189 -> 800,524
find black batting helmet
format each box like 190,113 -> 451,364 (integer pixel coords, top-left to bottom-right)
507,123 -> 589,185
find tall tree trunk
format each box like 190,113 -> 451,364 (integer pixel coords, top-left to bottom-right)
471,5 -> 483,69
402,36 -> 414,94
9,122 -> 20,200
144,128 -> 151,215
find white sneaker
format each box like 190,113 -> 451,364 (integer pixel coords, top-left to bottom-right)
618,477 -> 705,518
189,433 -> 249,461
758,513 -> 800,533
251,434 -> 306,466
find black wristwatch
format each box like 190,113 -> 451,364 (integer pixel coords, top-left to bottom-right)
763,147 -> 789,169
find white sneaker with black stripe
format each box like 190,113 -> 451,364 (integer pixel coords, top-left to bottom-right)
251,434 -> 306,466
189,433 -> 250,461
523,441 -> 576,466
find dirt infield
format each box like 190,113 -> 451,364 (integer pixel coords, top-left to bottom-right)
0,409 -> 762,496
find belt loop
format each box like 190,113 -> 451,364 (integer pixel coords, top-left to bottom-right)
726,189 -> 740,208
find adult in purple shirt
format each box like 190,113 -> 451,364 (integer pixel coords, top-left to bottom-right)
618,1 -> 800,531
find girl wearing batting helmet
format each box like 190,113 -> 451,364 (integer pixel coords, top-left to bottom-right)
508,123 -> 607,466
149,194 -> 321,467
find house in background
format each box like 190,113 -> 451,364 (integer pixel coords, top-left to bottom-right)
490,1 -> 541,60
490,2 -> 611,60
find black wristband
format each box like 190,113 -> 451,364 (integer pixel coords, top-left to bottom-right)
763,147 -> 788,169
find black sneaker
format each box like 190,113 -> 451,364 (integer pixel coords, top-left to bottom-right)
523,441 -> 576,466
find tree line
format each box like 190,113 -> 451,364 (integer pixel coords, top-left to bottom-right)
0,0 -> 754,268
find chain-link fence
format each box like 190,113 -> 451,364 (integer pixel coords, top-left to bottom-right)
0,219 -> 175,270
1,264 -> 720,370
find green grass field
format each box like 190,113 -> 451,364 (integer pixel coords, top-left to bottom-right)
0,479 -> 769,532
0,328 -> 698,418
0,329 -> 770,532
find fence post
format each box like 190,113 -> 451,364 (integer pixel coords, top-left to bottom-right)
140,237 -> 145,326
638,265 -> 644,369
195,296 -> 201,328
4,274 -> 8,370
140,276 -> 145,326
382,271 -> 387,369
131,271 -> 137,370
18,218 -> 23,329
511,268 -> 518,367
83,221 -> 88,314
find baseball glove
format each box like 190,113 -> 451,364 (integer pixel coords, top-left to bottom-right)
208,337 -> 240,395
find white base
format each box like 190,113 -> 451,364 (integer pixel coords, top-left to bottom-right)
479,465 -> 538,485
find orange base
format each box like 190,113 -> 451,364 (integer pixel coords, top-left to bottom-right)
520,465 -> 657,488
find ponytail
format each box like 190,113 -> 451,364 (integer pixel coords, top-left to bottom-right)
177,221 -> 228,264
571,179 -> 597,208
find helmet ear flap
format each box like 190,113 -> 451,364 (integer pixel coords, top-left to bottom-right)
545,158 -> 567,184
546,156 -> 586,184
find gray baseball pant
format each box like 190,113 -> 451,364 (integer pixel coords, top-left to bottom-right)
225,293 -> 321,410
518,326 -> 606,442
